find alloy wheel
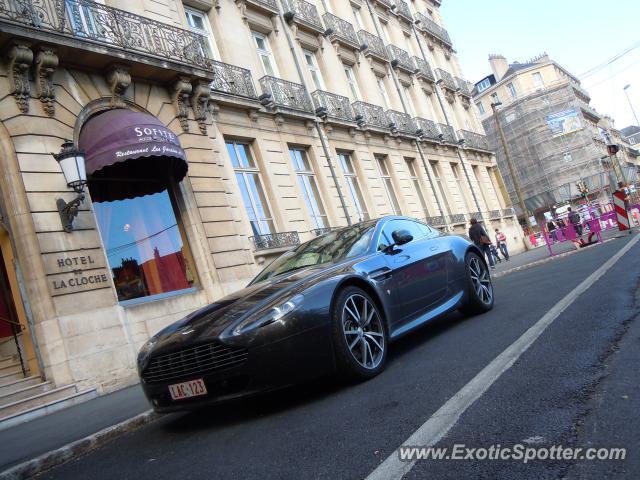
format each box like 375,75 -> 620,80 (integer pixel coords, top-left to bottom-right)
341,294 -> 385,370
469,256 -> 493,304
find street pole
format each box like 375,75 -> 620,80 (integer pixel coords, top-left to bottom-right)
623,84 -> 640,127
491,102 -> 532,231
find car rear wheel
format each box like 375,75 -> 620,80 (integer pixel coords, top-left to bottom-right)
459,251 -> 494,315
332,286 -> 387,381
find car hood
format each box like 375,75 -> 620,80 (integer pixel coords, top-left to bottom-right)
148,264 -> 335,351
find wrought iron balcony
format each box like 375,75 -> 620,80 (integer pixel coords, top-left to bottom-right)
352,101 -> 389,131
415,13 -> 452,47
387,45 -> 417,74
246,0 -> 279,14
448,214 -> 466,224
489,210 -> 502,220
387,110 -> 418,136
415,117 -> 441,142
393,0 -> 413,22
469,211 -> 483,221
413,57 -> 435,83
250,231 -> 301,251
259,76 -> 313,113
458,130 -> 491,152
425,215 -> 446,226
312,90 -> 355,122
371,0 -> 393,9
502,207 -> 516,217
438,123 -> 457,144
436,69 -> 458,92
282,0 -> 324,34
0,0 -> 212,72
312,227 -> 332,236
456,77 -> 473,98
357,30 -> 388,63
322,13 -> 359,50
211,60 -> 257,99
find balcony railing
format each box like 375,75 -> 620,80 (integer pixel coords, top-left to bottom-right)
489,210 -> 502,220
387,45 -> 417,74
469,211 -> 483,221
313,227 -> 332,236
387,110 -> 418,135
0,0 -> 212,71
456,77 -> 473,98
250,231 -> 301,251
246,0 -> 279,13
312,90 -> 355,122
438,123 -> 457,144
357,30 -> 388,62
502,207 -> 516,217
415,117 -> 441,142
322,13 -> 359,50
459,130 -> 491,152
448,214 -> 466,224
259,76 -> 313,113
436,69 -> 458,92
371,0 -> 393,9
211,60 -> 257,99
413,57 -> 435,83
393,0 -> 413,22
415,13 -> 452,47
352,101 -> 389,130
281,0 -> 324,34
425,215 -> 446,226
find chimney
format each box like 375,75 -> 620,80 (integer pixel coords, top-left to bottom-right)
488,54 -> 509,82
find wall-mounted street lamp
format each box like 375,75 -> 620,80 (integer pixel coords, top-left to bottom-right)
53,140 -> 86,233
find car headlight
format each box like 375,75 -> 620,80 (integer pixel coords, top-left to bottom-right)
137,338 -> 157,369
233,294 -> 304,335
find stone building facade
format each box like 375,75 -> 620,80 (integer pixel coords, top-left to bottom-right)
0,0 -> 522,397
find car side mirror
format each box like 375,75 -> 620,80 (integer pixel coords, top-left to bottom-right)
392,229 -> 413,246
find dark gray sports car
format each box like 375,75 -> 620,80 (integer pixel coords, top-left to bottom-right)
137,216 -> 494,412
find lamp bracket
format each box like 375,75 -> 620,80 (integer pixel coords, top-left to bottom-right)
57,193 -> 85,233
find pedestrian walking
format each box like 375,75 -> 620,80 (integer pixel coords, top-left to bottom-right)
489,243 -> 502,264
567,207 -> 582,236
468,218 -> 495,269
494,228 -> 510,260
546,219 -> 557,242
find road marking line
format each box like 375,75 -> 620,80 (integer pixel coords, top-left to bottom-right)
366,234 -> 640,480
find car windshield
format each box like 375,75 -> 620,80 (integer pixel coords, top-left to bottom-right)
251,223 -> 376,284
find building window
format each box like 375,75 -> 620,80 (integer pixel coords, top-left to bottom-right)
344,64 -> 361,101
93,181 -> 196,302
379,21 -> 391,44
376,155 -> 401,215
477,78 -> 491,92
338,152 -> 369,222
184,7 -> 215,59
532,72 -> 544,88
377,76 -> 391,109
352,5 -> 364,30
490,92 -> 500,104
303,50 -> 325,91
401,85 -> 415,117
289,147 -> 328,230
406,158 -> 428,215
252,31 -> 279,77
226,141 -> 275,237
506,82 -> 517,98
430,161 -> 451,215
476,102 -> 485,114
451,163 -> 472,212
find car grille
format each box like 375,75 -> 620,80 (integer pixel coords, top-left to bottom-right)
142,342 -> 248,384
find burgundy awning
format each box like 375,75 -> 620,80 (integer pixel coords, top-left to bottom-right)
79,109 -> 188,202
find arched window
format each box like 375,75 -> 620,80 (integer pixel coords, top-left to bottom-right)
79,110 -> 197,303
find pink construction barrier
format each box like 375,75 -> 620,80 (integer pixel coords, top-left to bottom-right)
541,206 -> 604,256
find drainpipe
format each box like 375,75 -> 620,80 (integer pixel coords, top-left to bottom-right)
410,20 -> 483,216
275,4 -> 352,225
363,0 -> 445,222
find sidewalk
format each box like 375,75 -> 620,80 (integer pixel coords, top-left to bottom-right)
0,383 -> 151,474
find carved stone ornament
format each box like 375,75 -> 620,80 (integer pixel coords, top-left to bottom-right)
105,63 -> 131,108
191,79 -> 211,134
444,90 -> 456,104
172,76 -> 193,132
7,41 -> 33,113
34,46 -> 58,116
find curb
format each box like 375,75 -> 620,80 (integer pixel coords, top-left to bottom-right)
0,410 -> 159,480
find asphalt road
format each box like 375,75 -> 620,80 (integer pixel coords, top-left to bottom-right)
36,234 -> 640,480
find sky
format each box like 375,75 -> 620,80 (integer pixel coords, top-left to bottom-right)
441,0 -> 640,130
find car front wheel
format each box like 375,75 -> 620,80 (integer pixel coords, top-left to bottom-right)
459,251 -> 494,315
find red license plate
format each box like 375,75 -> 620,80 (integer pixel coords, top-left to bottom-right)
168,378 -> 207,400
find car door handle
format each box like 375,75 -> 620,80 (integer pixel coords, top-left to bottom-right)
369,267 -> 392,281
430,246 -> 440,251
